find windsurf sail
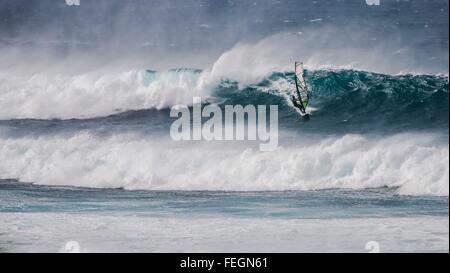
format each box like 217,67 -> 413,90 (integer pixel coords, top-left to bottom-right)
294,61 -> 310,111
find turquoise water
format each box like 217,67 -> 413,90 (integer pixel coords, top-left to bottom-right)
1,179 -> 448,253
1,180 -> 447,219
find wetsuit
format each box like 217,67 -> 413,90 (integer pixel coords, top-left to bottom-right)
291,95 -> 306,114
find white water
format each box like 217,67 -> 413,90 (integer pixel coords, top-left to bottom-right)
0,132 -> 447,196
0,69 -> 213,119
1,31 -> 447,120
1,213 -> 448,252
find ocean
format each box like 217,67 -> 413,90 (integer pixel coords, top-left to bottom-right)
0,0 -> 448,252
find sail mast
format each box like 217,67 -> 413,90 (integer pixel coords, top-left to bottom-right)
294,61 -> 309,110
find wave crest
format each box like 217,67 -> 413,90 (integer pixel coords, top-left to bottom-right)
0,69 -> 208,119
0,132 -> 447,196
0,65 -> 448,127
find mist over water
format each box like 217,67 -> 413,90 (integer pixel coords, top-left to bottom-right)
0,0 -> 448,73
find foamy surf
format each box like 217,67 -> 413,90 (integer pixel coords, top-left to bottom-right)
1,212 -> 447,252
0,132 -> 447,196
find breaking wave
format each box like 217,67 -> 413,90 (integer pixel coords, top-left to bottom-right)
0,68 -> 448,130
0,46 -> 447,196
0,132 -> 447,196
